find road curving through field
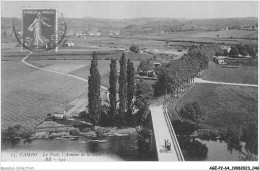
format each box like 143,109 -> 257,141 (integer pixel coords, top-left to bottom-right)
21,51 -> 108,91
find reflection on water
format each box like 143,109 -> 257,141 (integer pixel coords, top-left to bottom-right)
227,140 -> 242,154
2,135 -> 158,161
178,137 -> 258,161
178,137 -> 208,161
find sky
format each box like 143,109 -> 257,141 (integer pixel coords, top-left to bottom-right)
1,1 -> 258,19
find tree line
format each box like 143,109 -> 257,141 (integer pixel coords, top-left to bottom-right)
88,52 -> 153,128
227,44 -> 256,58
154,44 -> 222,96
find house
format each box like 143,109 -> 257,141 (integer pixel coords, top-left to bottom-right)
147,70 -> 157,78
64,41 -> 74,47
95,32 -> 102,37
87,31 -> 102,37
75,31 -> 84,37
153,62 -> 161,68
221,27 -> 229,31
213,56 -> 226,65
87,31 -> 95,37
160,31 -> 165,35
109,30 -> 120,36
238,54 -> 251,58
220,45 -> 231,53
115,48 -> 127,52
50,106 -> 65,119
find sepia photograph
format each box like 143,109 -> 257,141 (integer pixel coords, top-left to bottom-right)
1,0 -> 259,170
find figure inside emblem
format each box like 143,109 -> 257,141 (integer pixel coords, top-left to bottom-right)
28,12 -> 52,47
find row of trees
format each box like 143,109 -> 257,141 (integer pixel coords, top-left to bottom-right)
88,52 -> 153,127
228,44 -> 256,58
154,44 -> 220,96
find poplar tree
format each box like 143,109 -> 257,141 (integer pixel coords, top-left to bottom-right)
109,59 -> 117,125
118,53 -> 127,125
127,59 -> 135,126
88,52 -> 101,125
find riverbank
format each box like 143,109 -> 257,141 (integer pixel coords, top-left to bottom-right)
2,121 -> 137,143
168,83 -> 258,161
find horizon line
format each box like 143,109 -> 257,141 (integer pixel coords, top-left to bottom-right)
2,16 -> 258,20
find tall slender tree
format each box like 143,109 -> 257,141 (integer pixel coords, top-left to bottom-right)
127,59 -> 135,126
118,53 -> 127,125
109,59 -> 118,125
88,52 -> 101,125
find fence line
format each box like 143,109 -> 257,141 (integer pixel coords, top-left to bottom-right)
162,105 -> 185,161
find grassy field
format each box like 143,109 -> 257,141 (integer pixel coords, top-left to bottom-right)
2,47 -> 160,61
28,58 -> 141,90
68,36 -> 165,50
187,30 -> 258,39
1,61 -> 91,130
176,84 -> 258,130
143,31 -> 258,46
202,61 -> 258,85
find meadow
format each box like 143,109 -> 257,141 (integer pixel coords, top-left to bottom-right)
1,61 -> 88,130
186,30 -> 258,39
202,61 -> 258,85
176,84 -> 258,130
141,30 -> 258,47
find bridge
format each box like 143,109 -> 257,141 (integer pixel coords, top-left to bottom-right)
150,105 -> 184,161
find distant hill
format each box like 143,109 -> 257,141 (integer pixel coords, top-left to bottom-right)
1,17 -> 258,35
64,17 -> 128,31
121,17 -> 258,32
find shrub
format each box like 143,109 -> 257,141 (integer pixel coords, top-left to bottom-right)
179,102 -> 205,124
129,44 -> 139,53
1,124 -> 33,142
99,106 -> 111,127
69,128 -> 80,136
171,120 -> 197,136
229,46 -> 239,57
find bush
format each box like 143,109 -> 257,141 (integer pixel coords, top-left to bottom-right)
179,102 -> 204,124
99,105 -> 113,127
69,128 -> 80,136
197,129 -> 218,141
229,46 -> 239,57
1,124 -> 33,142
172,120 -> 197,136
129,44 -> 139,53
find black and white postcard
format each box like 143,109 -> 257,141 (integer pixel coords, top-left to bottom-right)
1,1 -> 259,170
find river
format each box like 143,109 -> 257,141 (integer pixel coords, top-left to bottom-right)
1,135 -> 158,162
178,137 -> 258,161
